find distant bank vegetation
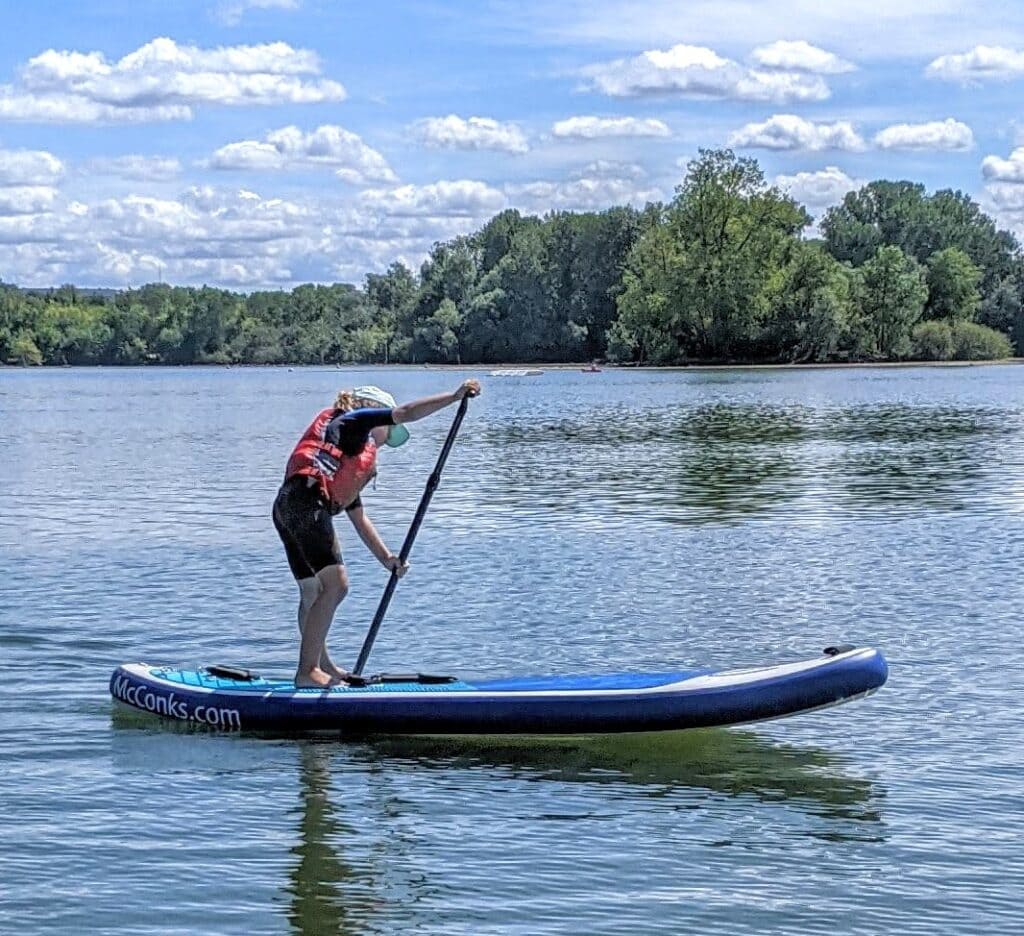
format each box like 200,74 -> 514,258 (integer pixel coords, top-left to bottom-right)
2,149 -> 1020,367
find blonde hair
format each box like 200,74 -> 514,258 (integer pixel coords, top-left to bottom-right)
333,389 -> 357,412
335,389 -> 387,411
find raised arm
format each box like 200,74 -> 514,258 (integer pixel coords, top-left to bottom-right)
392,379 -> 480,425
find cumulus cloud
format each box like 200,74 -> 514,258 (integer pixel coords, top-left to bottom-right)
873,118 -> 974,151
980,181 -> 1024,239
0,185 -> 59,216
572,160 -> 647,180
750,40 -> 855,74
506,165 -> 662,213
208,125 -> 396,184
774,166 -> 861,222
581,43 -> 830,102
982,147 -> 1024,182
926,45 -> 1024,82
85,155 -> 182,180
0,147 -> 64,185
215,0 -> 300,27
551,115 -> 670,139
0,37 -> 343,123
729,114 -> 865,151
358,180 -> 506,218
414,115 -> 529,153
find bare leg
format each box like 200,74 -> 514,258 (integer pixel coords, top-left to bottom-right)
296,577 -> 348,680
295,564 -> 349,688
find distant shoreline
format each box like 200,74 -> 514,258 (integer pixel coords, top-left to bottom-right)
4,358 -> 1022,372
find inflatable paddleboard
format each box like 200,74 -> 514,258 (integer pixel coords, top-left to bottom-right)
109,646 -> 887,735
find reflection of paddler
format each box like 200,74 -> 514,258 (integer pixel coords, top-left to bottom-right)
350,729 -> 882,822
287,742 -> 369,936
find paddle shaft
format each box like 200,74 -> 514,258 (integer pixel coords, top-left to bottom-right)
352,395 -> 471,675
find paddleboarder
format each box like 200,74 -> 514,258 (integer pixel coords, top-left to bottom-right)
274,380 -> 481,688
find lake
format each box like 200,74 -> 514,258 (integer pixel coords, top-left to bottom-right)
1,363 -> 1022,935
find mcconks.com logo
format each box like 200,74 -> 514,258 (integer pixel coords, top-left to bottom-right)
111,673 -> 242,730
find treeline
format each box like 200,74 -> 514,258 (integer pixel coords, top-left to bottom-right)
2,149 -> 1022,367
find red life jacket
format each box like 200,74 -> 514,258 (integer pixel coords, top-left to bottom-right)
285,407 -> 378,510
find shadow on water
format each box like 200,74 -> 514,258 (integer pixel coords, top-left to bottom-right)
478,401 -> 1014,524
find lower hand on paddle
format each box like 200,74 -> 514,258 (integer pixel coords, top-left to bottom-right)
384,554 -> 409,578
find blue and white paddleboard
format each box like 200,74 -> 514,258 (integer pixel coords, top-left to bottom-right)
109,646 -> 887,735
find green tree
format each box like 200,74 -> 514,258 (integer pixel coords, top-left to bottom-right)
764,242 -> 853,362
925,247 -> 981,321
849,245 -> 927,359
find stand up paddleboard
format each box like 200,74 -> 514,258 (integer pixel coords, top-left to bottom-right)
109,646 -> 887,734
109,397 -> 888,735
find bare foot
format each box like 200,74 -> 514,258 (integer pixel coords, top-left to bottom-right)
320,656 -> 350,682
294,667 -> 332,689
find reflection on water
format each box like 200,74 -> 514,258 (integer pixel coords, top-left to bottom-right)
287,744 -> 371,936
479,399 -> 1019,526
352,729 -> 882,826
274,729 -> 884,936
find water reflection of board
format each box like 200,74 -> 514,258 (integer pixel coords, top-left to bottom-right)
109,647 -> 886,735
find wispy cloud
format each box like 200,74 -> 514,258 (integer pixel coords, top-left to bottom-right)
551,116 -> 670,139
215,0 -> 301,27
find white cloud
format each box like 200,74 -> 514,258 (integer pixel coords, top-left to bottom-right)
0,91 -> 191,123
506,166 -> 662,213
729,114 -> 865,151
774,166 -> 861,216
926,45 -> 1024,82
0,185 -> 59,216
0,148 -> 64,185
208,125 -> 397,184
85,155 -> 182,181
582,43 -> 830,102
982,147 -> 1024,183
0,37 -> 343,124
873,118 -> 974,151
750,40 -> 855,74
358,180 -> 506,218
414,115 -> 529,153
980,181 -> 1024,238
572,160 -> 647,180
551,115 -> 671,139
216,0 -> 300,27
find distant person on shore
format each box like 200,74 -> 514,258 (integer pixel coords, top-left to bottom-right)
274,380 -> 481,688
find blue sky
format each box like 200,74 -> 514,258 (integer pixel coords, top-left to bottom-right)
2,0 -> 1024,288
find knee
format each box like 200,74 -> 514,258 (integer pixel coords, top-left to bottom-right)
318,566 -> 349,604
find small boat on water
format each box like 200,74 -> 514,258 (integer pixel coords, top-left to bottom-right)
581,364 -> 602,373
489,369 -> 543,377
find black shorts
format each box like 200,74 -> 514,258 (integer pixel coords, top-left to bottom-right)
272,476 -> 343,580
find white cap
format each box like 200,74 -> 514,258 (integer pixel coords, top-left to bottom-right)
353,385 -> 409,447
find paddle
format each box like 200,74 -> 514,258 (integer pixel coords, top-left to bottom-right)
352,392 -> 474,675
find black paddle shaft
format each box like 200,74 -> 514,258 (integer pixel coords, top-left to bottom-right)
353,395 -> 472,675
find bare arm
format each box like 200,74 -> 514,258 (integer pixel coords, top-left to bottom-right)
392,379 -> 480,425
346,505 -> 391,565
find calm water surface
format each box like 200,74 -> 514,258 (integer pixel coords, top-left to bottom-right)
1,364 -> 1022,935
